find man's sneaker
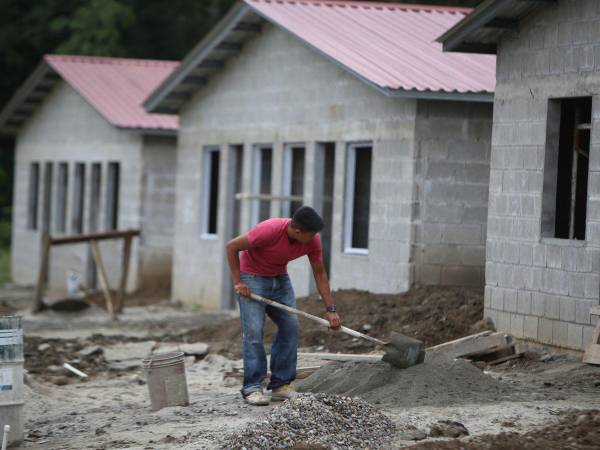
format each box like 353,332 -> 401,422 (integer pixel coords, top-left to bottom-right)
244,390 -> 270,406
271,384 -> 298,401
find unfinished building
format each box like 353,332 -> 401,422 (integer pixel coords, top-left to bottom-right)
145,0 -> 496,310
0,55 -> 179,294
439,0 -> 600,350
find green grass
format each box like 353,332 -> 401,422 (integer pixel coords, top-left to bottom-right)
0,247 -> 10,286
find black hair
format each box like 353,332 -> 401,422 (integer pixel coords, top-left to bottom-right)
291,206 -> 324,233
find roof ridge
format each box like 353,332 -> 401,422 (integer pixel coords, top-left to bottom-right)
246,0 -> 472,14
44,54 -> 179,67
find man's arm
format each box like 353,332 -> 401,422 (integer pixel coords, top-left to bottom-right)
310,260 -> 341,330
225,234 -> 252,297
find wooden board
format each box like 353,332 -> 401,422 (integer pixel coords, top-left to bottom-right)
427,332 -> 510,359
297,352 -> 383,363
224,366 -> 322,380
582,343 -> 600,365
471,343 -> 525,365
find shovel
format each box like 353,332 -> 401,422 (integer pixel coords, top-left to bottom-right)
247,292 -> 425,369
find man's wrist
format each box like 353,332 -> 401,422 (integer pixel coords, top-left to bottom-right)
325,305 -> 337,313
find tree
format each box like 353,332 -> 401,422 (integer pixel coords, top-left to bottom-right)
51,0 -> 135,56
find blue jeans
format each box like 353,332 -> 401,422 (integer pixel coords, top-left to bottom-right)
237,273 -> 299,396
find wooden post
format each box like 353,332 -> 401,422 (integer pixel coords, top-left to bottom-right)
116,235 -> 132,313
583,307 -> 600,365
90,240 -> 116,320
31,233 -> 51,313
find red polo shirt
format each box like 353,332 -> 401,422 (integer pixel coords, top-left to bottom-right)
240,218 -> 323,276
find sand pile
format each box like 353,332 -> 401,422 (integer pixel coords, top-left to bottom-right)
298,353 -> 513,407
221,393 -> 396,450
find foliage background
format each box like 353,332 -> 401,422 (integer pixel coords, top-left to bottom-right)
0,0 -> 481,282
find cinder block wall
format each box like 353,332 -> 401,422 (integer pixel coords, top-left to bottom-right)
484,0 -> 600,350
12,81 -> 143,292
414,100 -> 493,286
139,135 -> 176,291
174,23 -> 418,309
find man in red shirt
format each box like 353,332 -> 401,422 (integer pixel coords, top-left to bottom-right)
226,206 -> 341,405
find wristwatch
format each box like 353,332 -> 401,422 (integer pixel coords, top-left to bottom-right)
326,305 -> 337,313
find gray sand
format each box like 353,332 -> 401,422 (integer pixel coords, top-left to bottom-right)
297,353 -> 516,406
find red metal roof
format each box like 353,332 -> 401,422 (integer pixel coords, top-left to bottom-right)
45,55 -> 179,131
245,0 -> 496,95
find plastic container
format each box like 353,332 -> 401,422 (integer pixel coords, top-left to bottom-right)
141,351 -> 189,411
0,315 -> 24,447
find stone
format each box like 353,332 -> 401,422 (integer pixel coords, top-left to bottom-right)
104,341 -> 156,362
428,420 -> 469,438
37,343 -> 51,352
77,345 -> 103,357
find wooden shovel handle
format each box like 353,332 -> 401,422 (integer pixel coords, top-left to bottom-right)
248,293 -> 385,346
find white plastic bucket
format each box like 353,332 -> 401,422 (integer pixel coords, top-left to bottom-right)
142,351 -> 189,411
0,315 -> 24,447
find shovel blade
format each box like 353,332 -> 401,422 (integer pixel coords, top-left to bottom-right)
382,332 -> 425,369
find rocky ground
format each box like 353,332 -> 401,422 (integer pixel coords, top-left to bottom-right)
2,285 -> 600,449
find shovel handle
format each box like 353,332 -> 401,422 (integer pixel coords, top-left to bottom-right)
248,293 -> 385,346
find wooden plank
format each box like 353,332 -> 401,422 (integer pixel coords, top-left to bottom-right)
90,240 -> 116,320
296,366 -> 322,379
116,235 -> 132,313
297,352 -> 383,362
427,332 -> 510,359
50,229 -> 140,246
582,344 -> 600,365
31,234 -> 51,313
224,366 -> 322,380
426,331 -> 492,351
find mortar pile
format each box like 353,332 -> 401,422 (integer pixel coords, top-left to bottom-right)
221,393 -> 396,450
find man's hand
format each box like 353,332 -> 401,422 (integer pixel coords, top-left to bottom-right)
326,312 -> 341,330
234,282 -> 251,298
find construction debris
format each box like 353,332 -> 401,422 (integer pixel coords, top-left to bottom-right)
221,393 -> 396,450
104,341 -> 156,370
63,363 -> 88,378
427,331 -> 525,366
583,306 -> 600,365
428,420 -> 469,438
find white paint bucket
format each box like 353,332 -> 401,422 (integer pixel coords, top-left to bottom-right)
142,351 -> 189,411
0,315 -> 23,447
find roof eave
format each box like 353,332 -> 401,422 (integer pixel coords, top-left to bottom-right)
146,0 -> 497,113
144,1 -> 253,113
0,59 -> 60,136
385,88 -> 494,103
438,0 -> 557,54
119,126 -> 178,136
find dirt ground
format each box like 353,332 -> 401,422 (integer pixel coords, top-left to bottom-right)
184,286 -> 489,358
402,409 -> 600,449
4,285 -> 600,449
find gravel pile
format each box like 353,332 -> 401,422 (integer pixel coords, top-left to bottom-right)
221,393 -> 396,449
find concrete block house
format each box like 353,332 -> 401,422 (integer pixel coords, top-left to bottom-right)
439,0 -> 600,350
145,0 -> 496,310
0,55 -> 179,294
